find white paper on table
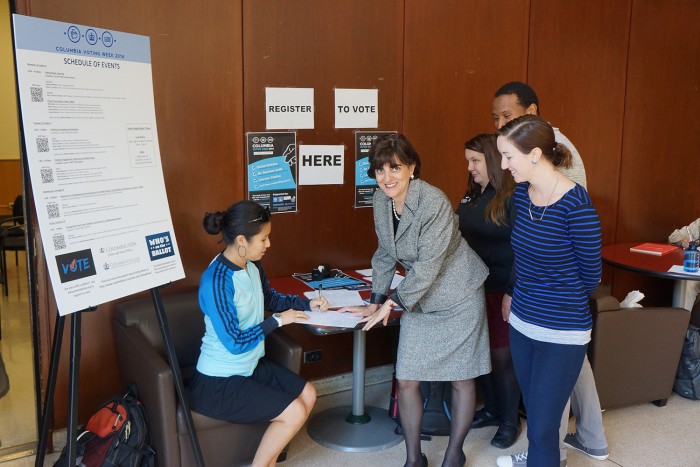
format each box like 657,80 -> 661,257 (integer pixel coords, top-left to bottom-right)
355,268 -> 373,276
302,310 -> 362,328
668,265 -> 700,276
391,274 -> 404,289
361,273 -> 405,289
303,289 -> 366,307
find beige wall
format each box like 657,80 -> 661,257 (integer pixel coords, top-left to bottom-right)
1,0 -> 20,161
1,1 -> 23,217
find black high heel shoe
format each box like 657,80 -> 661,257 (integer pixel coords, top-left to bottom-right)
440,450 -> 465,467
404,453 -> 428,467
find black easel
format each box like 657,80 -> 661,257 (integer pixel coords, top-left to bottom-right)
35,306 -> 92,467
150,286 -> 205,466
35,287 -> 205,467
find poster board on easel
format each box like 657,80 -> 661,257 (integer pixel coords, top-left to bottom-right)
12,14 -> 204,466
13,14 -> 184,314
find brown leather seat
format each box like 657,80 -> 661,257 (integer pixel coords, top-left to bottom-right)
113,290 -> 302,467
588,288 -> 691,409
690,294 -> 700,328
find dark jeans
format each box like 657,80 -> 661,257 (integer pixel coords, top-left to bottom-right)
510,326 -> 587,467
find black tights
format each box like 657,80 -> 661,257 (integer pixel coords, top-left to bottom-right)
398,379 -> 476,467
398,380 -> 424,467
482,346 -> 520,426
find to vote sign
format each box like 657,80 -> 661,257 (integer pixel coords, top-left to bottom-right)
335,88 -> 378,129
298,145 -> 344,185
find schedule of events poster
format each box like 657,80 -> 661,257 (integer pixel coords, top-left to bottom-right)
13,15 -> 185,315
355,131 -> 395,208
246,132 -> 298,213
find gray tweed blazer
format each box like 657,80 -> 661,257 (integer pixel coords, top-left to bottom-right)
371,179 -> 488,313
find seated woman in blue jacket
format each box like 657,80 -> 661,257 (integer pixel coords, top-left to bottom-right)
188,200 -> 329,467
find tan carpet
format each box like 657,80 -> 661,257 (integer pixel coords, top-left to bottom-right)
279,381 -> 700,467
4,381 -> 699,466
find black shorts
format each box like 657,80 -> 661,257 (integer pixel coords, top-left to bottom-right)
187,357 -> 307,424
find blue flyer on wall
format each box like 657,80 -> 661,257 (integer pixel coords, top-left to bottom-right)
355,131 -> 395,208
246,131 -> 297,214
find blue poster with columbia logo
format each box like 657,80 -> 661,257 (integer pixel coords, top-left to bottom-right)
246,131 -> 298,213
354,131 -> 394,208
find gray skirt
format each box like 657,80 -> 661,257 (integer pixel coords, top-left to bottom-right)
395,285 -> 491,381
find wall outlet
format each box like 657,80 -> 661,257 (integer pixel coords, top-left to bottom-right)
304,350 -> 322,363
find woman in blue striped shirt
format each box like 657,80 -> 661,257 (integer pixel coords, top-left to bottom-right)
496,115 -> 602,467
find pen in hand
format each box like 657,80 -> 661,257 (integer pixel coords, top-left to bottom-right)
318,284 -> 323,311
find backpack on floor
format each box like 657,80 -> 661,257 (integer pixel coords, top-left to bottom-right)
54,384 -> 155,467
674,324 -> 700,400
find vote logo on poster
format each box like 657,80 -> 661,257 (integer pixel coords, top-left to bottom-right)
55,249 -> 97,283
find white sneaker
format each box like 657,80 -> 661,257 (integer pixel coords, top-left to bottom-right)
496,451 -> 567,467
496,451 -> 528,467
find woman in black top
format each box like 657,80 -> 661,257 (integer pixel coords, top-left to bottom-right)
455,133 -> 521,449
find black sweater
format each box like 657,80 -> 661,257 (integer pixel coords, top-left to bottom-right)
456,184 -> 516,295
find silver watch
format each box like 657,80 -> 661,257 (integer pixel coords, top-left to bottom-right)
273,313 -> 283,326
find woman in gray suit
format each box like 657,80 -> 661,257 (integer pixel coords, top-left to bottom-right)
343,133 -> 491,467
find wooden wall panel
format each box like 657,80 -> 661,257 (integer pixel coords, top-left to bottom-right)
613,0 -> 700,304
243,0 -> 404,378
528,0 -> 631,249
403,0 -> 530,204
618,0 -> 700,241
13,0 -> 700,435
243,0 -> 404,278
21,0 -> 244,425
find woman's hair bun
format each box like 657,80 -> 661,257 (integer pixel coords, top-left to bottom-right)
552,142 -> 573,169
202,211 -> 225,235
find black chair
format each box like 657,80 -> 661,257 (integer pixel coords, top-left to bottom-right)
0,351 -> 9,398
0,195 -> 26,297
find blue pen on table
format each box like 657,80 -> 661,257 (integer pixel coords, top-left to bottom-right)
318,284 -> 323,311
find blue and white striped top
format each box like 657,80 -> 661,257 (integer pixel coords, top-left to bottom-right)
510,183 -> 602,344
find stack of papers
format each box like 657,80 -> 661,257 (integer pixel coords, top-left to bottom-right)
356,269 -> 405,289
668,265 -> 700,276
303,289 -> 366,307
301,310 -> 362,328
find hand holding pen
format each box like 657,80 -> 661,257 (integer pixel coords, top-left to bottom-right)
309,284 -> 329,311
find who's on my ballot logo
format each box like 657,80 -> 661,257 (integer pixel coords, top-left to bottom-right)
55,249 -> 97,283
145,231 -> 175,261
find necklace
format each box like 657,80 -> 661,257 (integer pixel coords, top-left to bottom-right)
528,174 -> 559,221
391,199 -> 401,221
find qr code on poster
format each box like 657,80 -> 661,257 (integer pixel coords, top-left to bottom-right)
36,136 -> 49,153
46,202 -> 60,219
52,233 -> 66,251
40,167 -> 54,184
30,86 -> 43,102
